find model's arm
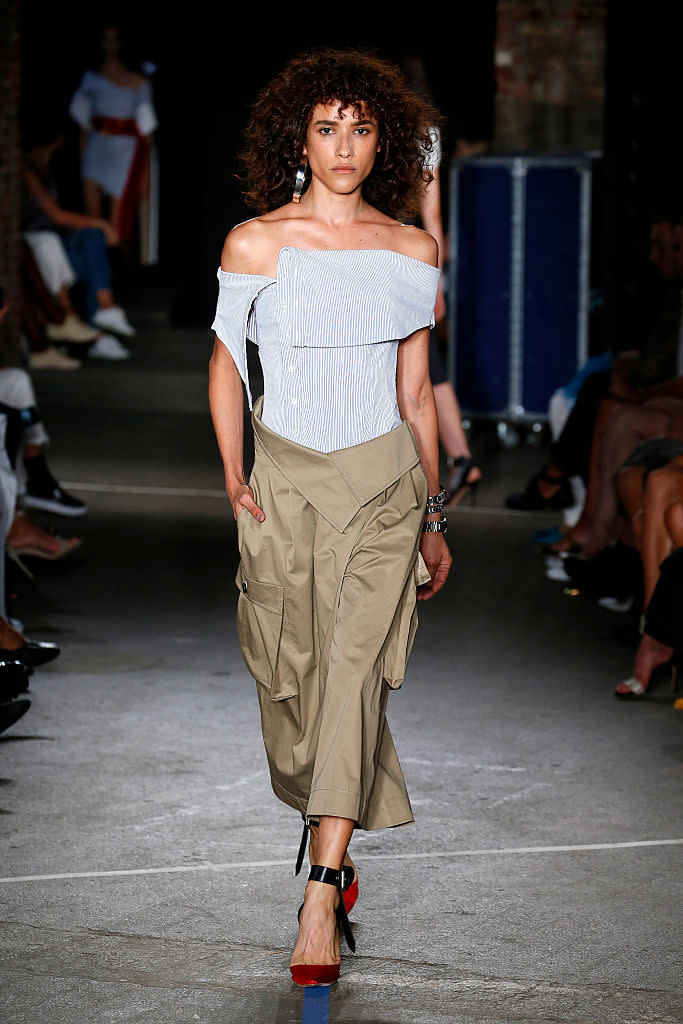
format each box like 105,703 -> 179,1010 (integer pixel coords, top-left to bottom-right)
418,168 -> 446,321
22,166 -> 118,244
208,227 -> 266,524
397,324 -> 452,599
396,231 -> 452,598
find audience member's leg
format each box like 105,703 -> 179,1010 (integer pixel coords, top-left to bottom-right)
62,227 -> 114,322
640,464 -> 682,607
617,547 -> 683,697
550,372 -> 611,482
577,402 -> 671,555
615,465 -> 646,549
0,369 -> 87,517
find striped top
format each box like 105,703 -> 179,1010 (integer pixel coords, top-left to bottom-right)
211,245 -> 440,453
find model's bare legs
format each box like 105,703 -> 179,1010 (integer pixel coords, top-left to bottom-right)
432,381 -> 481,484
307,821 -> 356,874
83,178 -> 102,218
290,815 -> 354,969
109,196 -> 121,231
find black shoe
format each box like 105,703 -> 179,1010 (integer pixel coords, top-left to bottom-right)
0,639 -> 60,669
564,544 -> 642,600
506,470 -> 574,511
23,483 -> 87,517
0,660 -> 32,701
22,451 -> 87,517
0,698 -> 31,735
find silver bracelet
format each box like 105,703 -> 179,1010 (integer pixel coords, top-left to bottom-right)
422,515 -> 448,533
425,485 -> 446,513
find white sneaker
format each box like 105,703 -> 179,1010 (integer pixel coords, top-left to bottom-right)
46,313 -> 99,343
92,306 -> 136,337
29,345 -> 82,370
88,333 -> 131,360
545,564 -> 571,583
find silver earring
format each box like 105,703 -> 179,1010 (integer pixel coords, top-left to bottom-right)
292,156 -> 308,203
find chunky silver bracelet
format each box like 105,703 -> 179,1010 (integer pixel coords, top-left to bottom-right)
425,485 -> 446,514
422,515 -> 448,533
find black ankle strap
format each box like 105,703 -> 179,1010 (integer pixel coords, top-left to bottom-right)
340,864 -> 355,891
308,865 -> 340,886
295,817 -> 321,876
308,864 -> 355,952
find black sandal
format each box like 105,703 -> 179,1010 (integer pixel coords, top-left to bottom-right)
445,456 -> 480,507
505,469 -> 574,511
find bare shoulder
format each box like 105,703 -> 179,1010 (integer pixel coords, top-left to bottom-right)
396,224 -> 438,267
220,218 -> 276,275
126,72 -> 147,90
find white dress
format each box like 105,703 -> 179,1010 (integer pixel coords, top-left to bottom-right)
69,71 -> 158,199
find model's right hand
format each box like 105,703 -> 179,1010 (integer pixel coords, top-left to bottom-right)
229,484 -> 265,523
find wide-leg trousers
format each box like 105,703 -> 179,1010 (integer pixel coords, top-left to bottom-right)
235,396 -> 430,830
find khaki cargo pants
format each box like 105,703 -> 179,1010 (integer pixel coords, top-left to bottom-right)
235,396 -> 430,830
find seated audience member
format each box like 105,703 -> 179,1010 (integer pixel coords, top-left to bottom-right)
507,217 -> 683,519
0,366 -> 88,519
19,239 -> 92,370
0,297 -> 83,584
21,120 -> 133,360
616,546 -> 683,698
558,391 -> 683,558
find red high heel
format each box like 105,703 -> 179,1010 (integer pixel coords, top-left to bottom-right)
340,864 -> 358,914
296,818 -> 359,914
290,865 -> 355,987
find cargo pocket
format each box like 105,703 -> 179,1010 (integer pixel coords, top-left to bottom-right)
381,577 -> 419,690
235,562 -> 285,691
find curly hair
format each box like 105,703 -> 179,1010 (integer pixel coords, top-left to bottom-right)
238,49 -> 443,220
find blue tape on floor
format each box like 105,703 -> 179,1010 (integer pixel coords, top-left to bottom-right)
302,984 -> 330,1024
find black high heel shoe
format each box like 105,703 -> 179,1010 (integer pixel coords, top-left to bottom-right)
445,456 -> 481,507
0,639 -> 60,669
0,660 -> 32,702
291,864 -> 356,986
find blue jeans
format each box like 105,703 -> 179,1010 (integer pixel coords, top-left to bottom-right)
62,228 -> 112,322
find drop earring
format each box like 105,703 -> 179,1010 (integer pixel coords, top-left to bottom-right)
292,155 -> 308,203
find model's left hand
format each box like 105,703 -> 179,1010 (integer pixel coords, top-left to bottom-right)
417,532 -> 452,600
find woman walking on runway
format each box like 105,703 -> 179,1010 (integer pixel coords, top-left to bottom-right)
208,49 -> 452,986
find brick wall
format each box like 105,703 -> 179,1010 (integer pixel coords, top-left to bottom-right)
0,0 -> 21,364
494,0 -> 606,152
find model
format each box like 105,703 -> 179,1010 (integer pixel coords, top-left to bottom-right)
68,23 -> 157,250
208,49 -> 452,987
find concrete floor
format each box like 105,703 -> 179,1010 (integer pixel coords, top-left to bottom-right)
1,308 -> 681,1023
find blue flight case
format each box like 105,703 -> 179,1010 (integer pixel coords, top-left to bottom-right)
447,154 -> 595,426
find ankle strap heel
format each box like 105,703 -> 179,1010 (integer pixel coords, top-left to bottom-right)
308,864 -> 356,952
295,815 -> 320,875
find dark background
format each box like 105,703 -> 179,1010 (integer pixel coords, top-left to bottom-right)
19,3 -> 497,326
19,1 -> 683,350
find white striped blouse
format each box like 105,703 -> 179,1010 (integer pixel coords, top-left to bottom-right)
211,245 -> 440,453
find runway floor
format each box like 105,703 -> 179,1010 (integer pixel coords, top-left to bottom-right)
1,310 -> 681,1023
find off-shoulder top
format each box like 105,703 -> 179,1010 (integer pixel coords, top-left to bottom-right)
211,245 -> 440,453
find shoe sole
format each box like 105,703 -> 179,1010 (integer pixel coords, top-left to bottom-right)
22,496 -> 88,517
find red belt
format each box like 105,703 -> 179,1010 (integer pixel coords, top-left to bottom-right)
92,116 -> 138,137
91,117 -> 149,245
